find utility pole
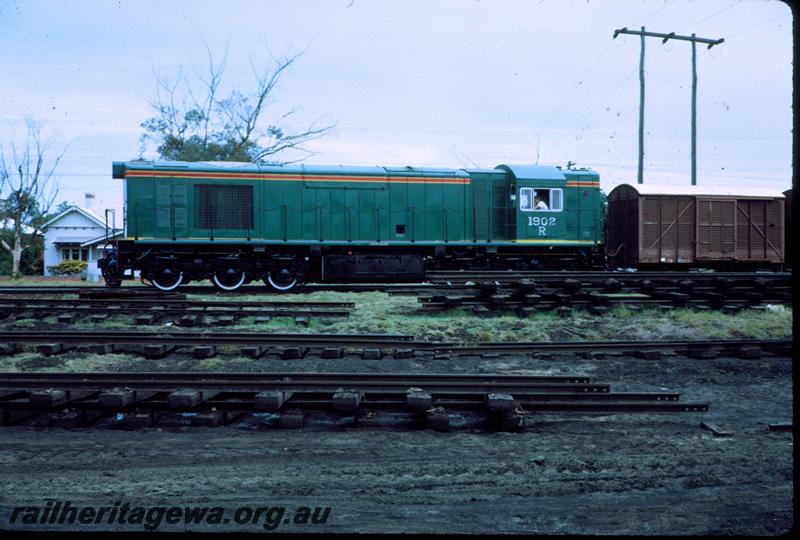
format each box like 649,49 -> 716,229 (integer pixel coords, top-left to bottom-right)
638,27 -> 645,185
613,28 -> 723,185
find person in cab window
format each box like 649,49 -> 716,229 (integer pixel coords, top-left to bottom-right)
533,193 -> 549,211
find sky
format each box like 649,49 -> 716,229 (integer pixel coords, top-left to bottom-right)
0,0 -> 793,216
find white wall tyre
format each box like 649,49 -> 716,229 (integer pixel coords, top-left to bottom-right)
266,272 -> 298,291
150,270 -> 183,291
212,270 -> 246,292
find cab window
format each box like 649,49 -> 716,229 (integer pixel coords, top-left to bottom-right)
519,187 -> 562,212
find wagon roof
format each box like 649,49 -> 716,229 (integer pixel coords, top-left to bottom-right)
611,183 -> 786,199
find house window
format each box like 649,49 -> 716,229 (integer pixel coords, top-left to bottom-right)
196,184 -> 253,229
519,187 -> 563,212
61,247 -> 88,261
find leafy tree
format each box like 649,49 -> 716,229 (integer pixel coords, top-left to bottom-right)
52,200 -> 74,216
0,119 -> 65,277
0,231 -> 43,275
139,45 -> 335,163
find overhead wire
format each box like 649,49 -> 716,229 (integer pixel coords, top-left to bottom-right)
636,0 -> 674,24
505,1 -> 676,163
726,12 -> 790,39
571,63 -> 692,158
558,1 -> 770,164
674,1 -> 739,34
532,1 -> 689,162
505,38 -> 617,163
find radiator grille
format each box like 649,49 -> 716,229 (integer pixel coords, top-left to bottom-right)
196,184 -> 253,230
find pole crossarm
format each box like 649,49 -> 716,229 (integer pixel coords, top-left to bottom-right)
613,28 -> 724,48
613,26 -> 724,185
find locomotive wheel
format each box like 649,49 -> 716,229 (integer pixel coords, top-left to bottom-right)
266,269 -> 298,291
150,268 -> 183,291
212,268 -> 246,292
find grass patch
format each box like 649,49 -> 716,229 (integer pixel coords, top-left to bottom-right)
187,290 -> 791,344
0,352 -> 137,372
0,282 -> 791,377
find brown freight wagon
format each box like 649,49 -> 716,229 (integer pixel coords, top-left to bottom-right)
783,188 -> 792,269
607,184 -> 785,270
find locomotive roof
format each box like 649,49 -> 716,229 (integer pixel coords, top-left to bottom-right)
611,183 -> 786,199
494,164 -> 599,182
112,160 -> 470,178
113,160 -> 609,186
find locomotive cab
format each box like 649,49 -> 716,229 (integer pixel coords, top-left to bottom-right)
515,182 -> 567,239
495,164 -> 603,247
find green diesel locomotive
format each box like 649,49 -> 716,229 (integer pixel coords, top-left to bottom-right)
100,160 -> 604,290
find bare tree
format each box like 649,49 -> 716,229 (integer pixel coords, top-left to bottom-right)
139,44 -> 335,163
0,119 -> 64,277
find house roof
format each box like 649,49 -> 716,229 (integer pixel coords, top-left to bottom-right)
81,230 -> 124,247
42,205 -> 107,229
50,235 -> 96,244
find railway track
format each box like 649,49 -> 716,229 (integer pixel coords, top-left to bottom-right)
0,297 -> 353,326
0,371 -> 709,431
0,283 -> 426,296
415,271 -> 791,312
0,271 -> 789,295
418,296 -> 790,315
0,331 -> 788,360
425,270 -> 791,282
0,271 -> 789,315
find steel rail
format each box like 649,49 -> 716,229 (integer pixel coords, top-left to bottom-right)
0,330 -> 416,346
0,271 -> 789,296
419,298 -> 791,309
0,387 -> 709,417
0,305 -> 352,318
0,392 -> 688,409
0,284 -> 421,295
434,338 -> 790,355
0,396 -> 709,415
0,298 -> 355,308
0,378 -> 610,394
426,270 -> 791,280
0,371 -> 594,384
0,372 -> 711,428
392,285 -> 793,295
0,331 -> 788,356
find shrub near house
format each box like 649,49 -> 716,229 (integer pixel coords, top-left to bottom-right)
47,259 -> 88,276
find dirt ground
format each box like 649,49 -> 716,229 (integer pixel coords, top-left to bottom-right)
0,349 -> 793,534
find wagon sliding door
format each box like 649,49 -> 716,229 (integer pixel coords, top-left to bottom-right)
696,198 -> 736,261
640,196 -> 695,264
735,199 -> 784,263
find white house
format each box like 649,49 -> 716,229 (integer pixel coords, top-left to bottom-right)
42,194 -> 123,281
